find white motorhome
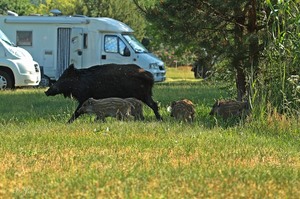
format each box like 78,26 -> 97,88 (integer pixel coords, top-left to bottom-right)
0,29 -> 40,89
0,14 -> 166,85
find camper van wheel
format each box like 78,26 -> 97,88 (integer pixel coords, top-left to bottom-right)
0,71 -> 13,90
39,75 -> 51,87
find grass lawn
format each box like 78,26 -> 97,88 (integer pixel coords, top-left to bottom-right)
0,66 -> 299,198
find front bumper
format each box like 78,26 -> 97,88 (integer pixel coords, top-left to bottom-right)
15,72 -> 41,86
153,71 -> 166,82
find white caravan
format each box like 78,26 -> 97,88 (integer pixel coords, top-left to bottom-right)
0,29 -> 40,89
0,15 -> 166,85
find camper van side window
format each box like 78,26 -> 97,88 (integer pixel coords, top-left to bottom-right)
83,33 -> 88,49
105,36 -> 118,53
118,40 -> 126,56
104,35 -> 127,56
16,31 -> 32,46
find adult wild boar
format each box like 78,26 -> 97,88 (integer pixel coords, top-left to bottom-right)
45,63 -> 162,123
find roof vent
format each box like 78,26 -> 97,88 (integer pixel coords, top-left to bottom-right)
50,9 -> 62,16
7,10 -> 18,16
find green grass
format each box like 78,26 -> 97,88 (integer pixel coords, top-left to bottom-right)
165,66 -> 195,81
0,66 -> 300,198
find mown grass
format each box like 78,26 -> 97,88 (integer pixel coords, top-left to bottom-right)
0,66 -> 300,198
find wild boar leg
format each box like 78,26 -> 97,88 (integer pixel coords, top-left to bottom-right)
68,103 -> 83,123
144,97 -> 162,121
95,112 -> 106,122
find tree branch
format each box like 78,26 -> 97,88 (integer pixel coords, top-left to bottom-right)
186,1 -> 248,28
132,0 -> 147,15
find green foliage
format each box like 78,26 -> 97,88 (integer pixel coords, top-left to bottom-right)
31,0 -> 78,16
254,1 -> 300,114
0,0 -> 34,15
135,0 -> 272,99
135,0 -> 300,114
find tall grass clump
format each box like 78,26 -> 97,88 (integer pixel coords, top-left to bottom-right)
258,1 -> 300,115
243,1 -> 300,133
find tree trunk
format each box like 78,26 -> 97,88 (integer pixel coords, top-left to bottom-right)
248,0 -> 260,77
232,1 -> 259,101
233,7 -> 247,101
235,65 -> 246,101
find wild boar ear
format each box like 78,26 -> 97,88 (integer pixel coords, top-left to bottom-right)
66,63 -> 80,75
68,64 -> 75,70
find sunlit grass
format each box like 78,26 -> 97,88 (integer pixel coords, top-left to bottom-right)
0,67 -> 300,198
165,66 -> 197,81
1,121 -> 300,198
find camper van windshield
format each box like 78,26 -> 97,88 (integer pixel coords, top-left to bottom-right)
0,30 -> 13,46
123,34 -> 148,53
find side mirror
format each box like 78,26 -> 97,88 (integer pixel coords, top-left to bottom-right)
142,38 -> 150,47
123,47 -> 131,57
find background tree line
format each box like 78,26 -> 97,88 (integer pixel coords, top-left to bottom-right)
133,0 -> 300,111
1,0 -> 299,115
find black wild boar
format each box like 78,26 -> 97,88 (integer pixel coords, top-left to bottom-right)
45,64 -> 162,123
77,98 -> 133,121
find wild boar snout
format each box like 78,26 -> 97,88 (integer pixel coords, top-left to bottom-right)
45,85 -> 59,96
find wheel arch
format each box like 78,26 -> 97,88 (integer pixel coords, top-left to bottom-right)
0,66 -> 15,87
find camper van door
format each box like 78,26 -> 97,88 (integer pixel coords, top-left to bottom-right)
100,34 -> 133,65
70,28 -> 83,68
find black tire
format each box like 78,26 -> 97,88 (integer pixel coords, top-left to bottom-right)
194,66 -> 201,79
0,71 -> 13,90
39,75 -> 51,87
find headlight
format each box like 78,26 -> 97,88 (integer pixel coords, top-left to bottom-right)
149,63 -> 159,69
